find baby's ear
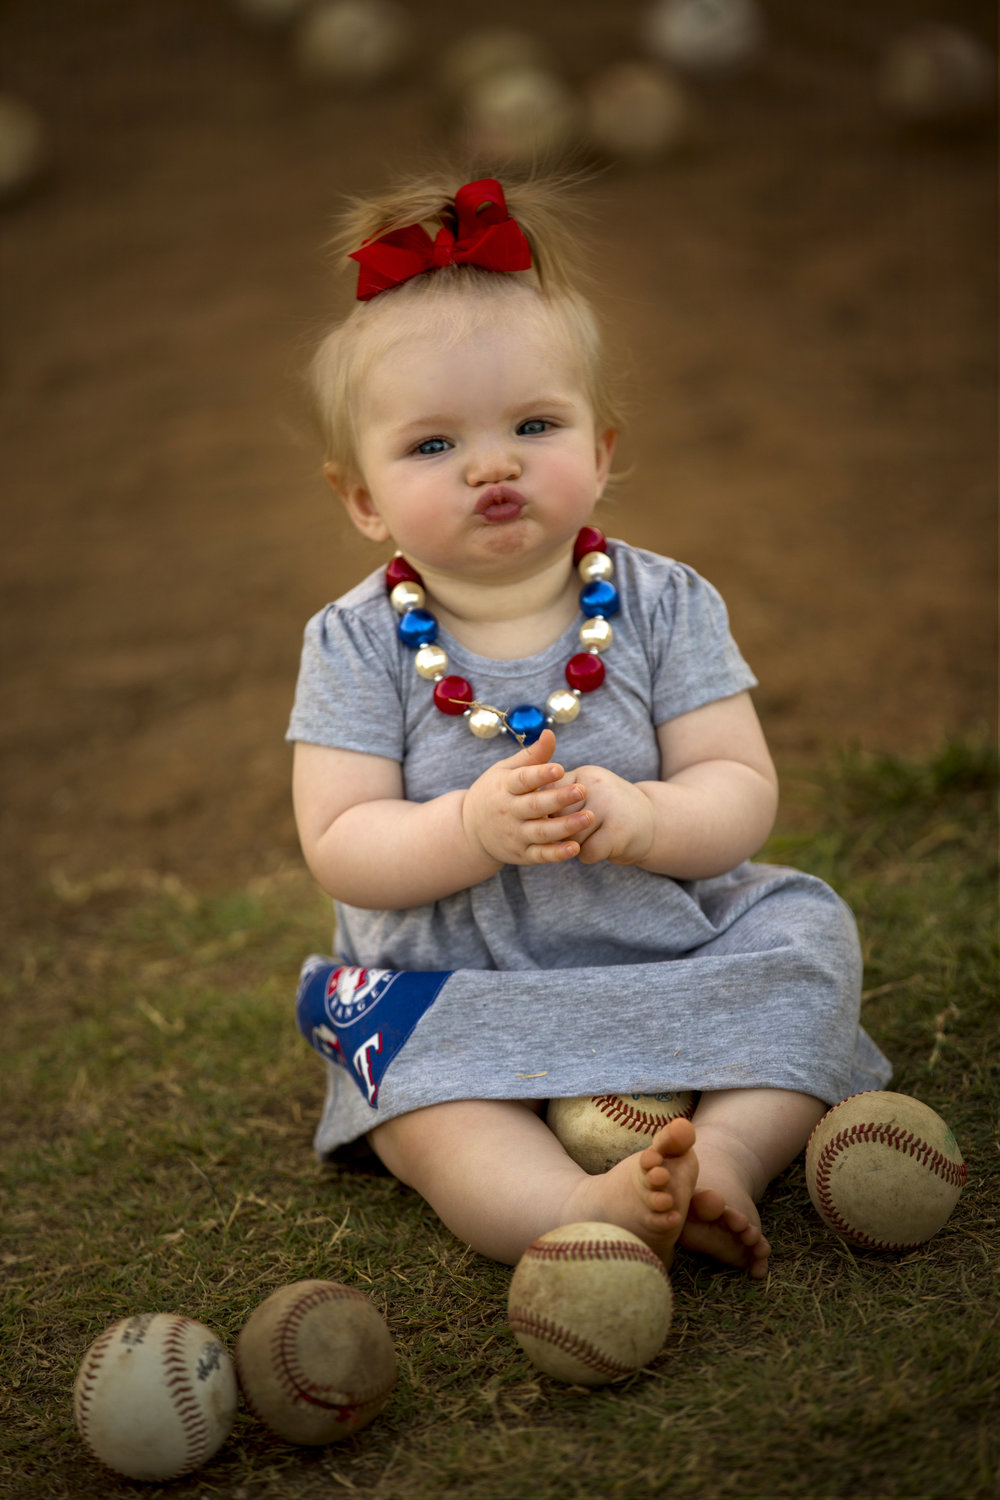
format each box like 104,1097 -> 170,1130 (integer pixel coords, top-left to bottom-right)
595,428 -> 617,495
324,463 -> 390,543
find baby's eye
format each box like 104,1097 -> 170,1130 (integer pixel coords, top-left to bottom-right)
517,419 -> 551,436
414,437 -> 452,456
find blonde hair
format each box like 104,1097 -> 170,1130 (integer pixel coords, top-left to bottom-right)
307,170 -> 623,484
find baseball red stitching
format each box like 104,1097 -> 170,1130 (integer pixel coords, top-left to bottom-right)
74,1322 -> 118,1463
271,1285 -> 392,1421
812,1121 -> 967,1250
593,1094 -> 694,1132
75,1316 -> 218,1479
508,1307 -> 639,1379
526,1238 -> 672,1287
163,1316 -> 212,1475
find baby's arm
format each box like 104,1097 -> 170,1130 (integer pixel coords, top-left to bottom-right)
292,729 -> 593,909
565,691 -> 778,878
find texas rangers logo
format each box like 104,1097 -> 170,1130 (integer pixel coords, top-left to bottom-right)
296,955 -> 451,1108
323,964 -> 394,1022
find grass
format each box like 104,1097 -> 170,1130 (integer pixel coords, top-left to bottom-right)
1,740 -> 997,1500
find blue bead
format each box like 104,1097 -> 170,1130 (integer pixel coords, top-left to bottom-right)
397,608 -> 438,648
580,580 -> 620,618
506,704 -> 546,745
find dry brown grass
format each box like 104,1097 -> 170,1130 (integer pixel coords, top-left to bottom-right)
2,743 -> 997,1499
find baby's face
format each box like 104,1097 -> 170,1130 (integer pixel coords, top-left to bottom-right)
339,294 -> 614,586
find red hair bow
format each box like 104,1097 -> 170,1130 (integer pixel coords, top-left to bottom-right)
350,178 -> 532,302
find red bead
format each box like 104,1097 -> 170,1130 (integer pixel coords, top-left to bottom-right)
565,653 -> 605,693
573,526 -> 606,565
433,676 -> 474,715
385,554 -> 423,590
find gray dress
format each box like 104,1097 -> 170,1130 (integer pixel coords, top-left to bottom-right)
287,541 -> 891,1154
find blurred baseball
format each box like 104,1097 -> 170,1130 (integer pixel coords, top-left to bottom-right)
438,27 -> 548,101
458,65 -> 579,166
806,1091 -> 967,1250
640,0 -> 766,76
73,1313 -> 237,1482
584,62 -> 694,162
508,1222 -> 673,1386
547,1091 -> 695,1173
235,1280 -> 396,1445
878,24 -> 996,124
294,0 -> 411,85
0,94 -> 46,203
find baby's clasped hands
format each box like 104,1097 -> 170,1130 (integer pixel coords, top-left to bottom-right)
459,727 -> 658,870
460,728 -> 593,868
558,761 -> 658,867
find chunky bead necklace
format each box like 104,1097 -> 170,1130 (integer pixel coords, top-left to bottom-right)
385,526 -> 619,747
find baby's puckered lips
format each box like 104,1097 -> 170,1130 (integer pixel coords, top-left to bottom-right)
474,485 -> 525,523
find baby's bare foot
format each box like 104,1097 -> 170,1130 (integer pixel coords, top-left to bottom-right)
680,1187 -> 771,1279
560,1116 -> 699,1265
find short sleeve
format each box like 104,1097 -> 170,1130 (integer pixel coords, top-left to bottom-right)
286,601 -> 405,761
649,562 -> 758,725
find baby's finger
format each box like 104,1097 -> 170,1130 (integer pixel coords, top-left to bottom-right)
575,828 -> 612,864
521,782 -> 586,819
508,759 -> 566,796
555,788 -> 587,816
525,838 -> 582,865
524,809 -> 593,845
501,727 -> 557,772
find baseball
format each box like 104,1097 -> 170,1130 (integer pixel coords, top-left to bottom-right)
0,94 -> 47,204
639,0 -> 766,76
805,1091 -> 967,1251
459,65 -> 579,166
584,62 -> 694,164
73,1313 -> 237,1482
508,1222 -> 673,1386
437,28 -> 548,102
547,1091 -> 696,1174
235,1279 -> 396,1445
877,24 -> 996,125
293,0 -> 411,86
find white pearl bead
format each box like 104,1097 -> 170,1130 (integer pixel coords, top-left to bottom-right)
579,616 -> 613,652
390,579 -> 426,613
414,643 -> 449,679
577,550 -> 614,583
468,706 -> 504,739
545,689 -> 581,724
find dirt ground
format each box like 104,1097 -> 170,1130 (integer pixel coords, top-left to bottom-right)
1,0 -> 996,929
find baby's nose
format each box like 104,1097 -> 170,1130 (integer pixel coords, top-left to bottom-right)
465,440 -> 521,485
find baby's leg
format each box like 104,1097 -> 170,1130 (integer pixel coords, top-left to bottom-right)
369,1099 -> 699,1267
682,1087 -> 828,1278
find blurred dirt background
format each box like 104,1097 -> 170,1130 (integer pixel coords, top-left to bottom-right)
1,0 -> 996,931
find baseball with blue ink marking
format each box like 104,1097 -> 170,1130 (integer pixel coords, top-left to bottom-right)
73,1313 -> 237,1481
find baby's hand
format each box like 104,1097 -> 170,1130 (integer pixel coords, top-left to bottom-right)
461,729 -> 594,868
560,764 -> 656,866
